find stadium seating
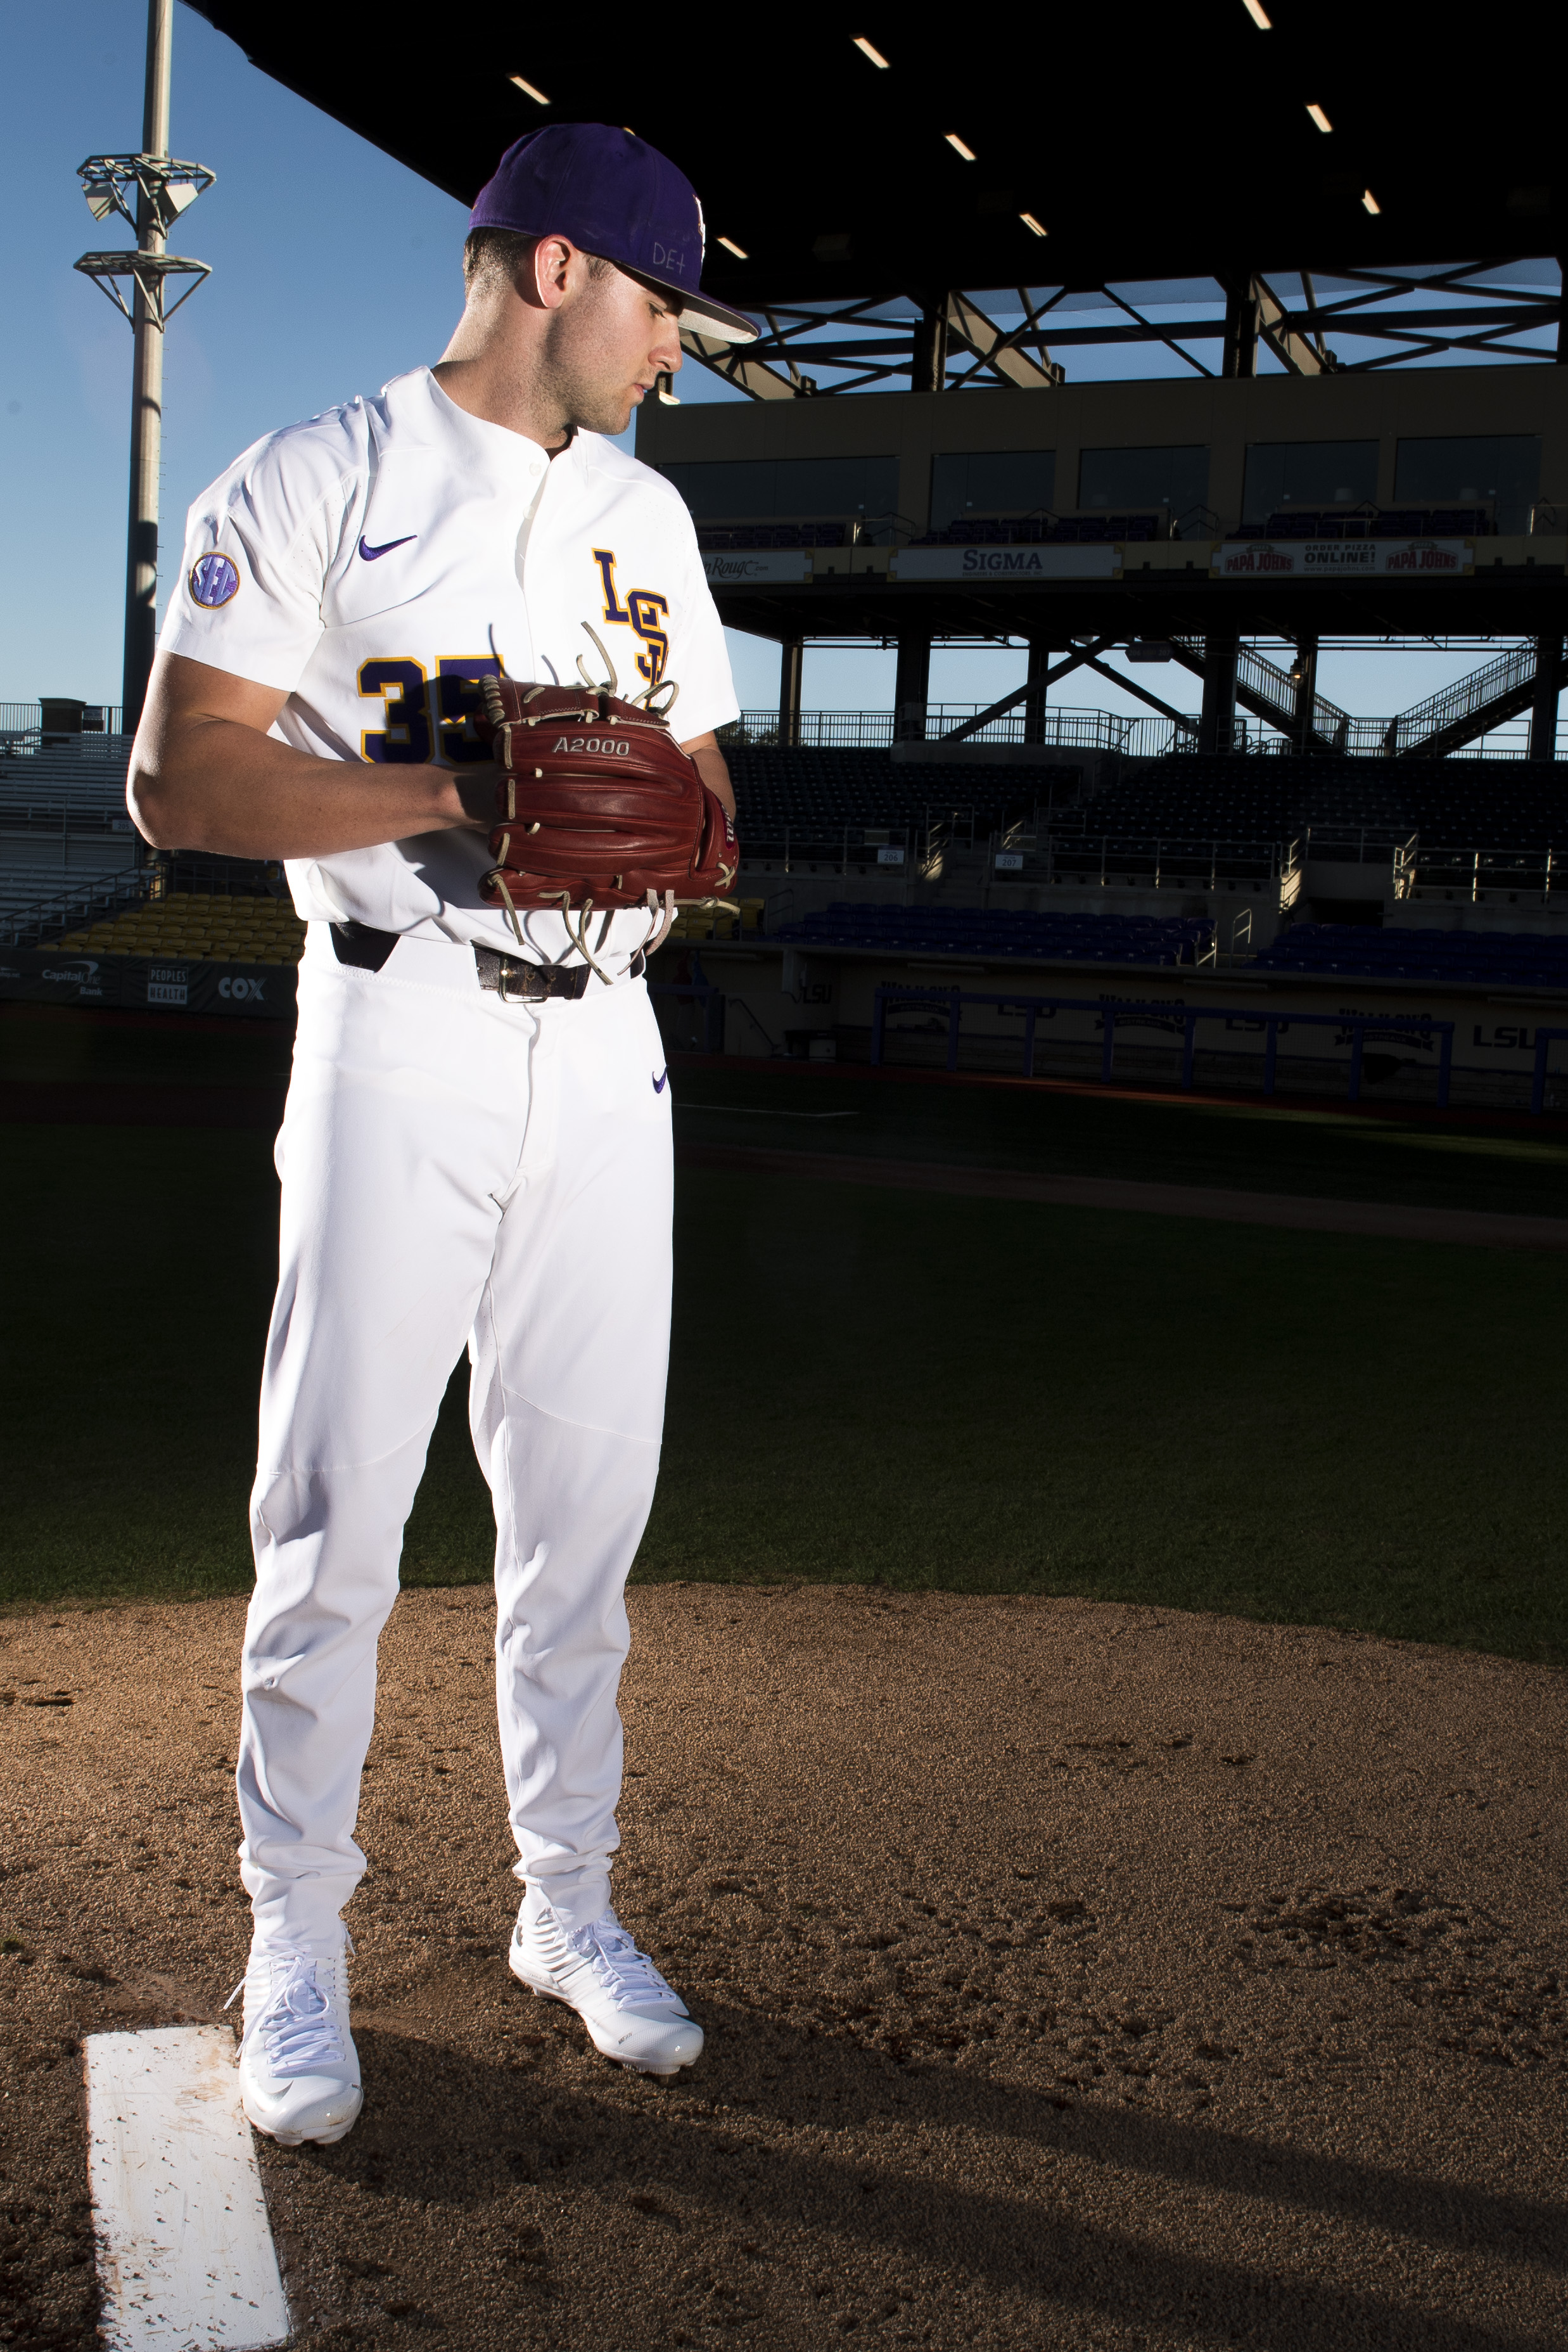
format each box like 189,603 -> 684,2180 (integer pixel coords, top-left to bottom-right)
1025,757 -> 1567,848
769,903 -> 1215,966
1231,507 -> 1493,540
911,514 -> 1164,546
727,751 -> 1567,852
694,524 -> 846,550
727,748 -> 1096,840
666,899 -> 766,942
47,892 -> 305,964
1252,924 -> 1568,988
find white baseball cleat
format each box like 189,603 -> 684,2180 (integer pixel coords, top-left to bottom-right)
229,1942 -> 363,2146
509,1885 -> 704,2077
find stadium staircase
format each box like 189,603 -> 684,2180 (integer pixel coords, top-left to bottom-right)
1381,641 -> 1568,759
1169,637 -> 1351,755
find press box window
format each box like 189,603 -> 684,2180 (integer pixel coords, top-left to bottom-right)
658,456 -> 900,520
1242,442 -> 1379,521
1077,446 -> 1208,520
1394,437 -> 1541,533
929,451 -> 1056,531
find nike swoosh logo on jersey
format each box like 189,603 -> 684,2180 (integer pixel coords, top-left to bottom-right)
653,1069 -> 668,1093
358,533 -> 417,561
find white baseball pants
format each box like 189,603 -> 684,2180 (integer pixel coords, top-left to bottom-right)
237,926 -> 673,1953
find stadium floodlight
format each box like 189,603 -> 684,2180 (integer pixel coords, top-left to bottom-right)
717,236 -> 748,259
945,133 -> 977,161
77,0 -> 215,739
1019,212 -> 1048,237
77,152 -> 213,243
1241,0 -> 1272,23
1361,188 -> 1382,214
1306,103 -> 1333,132
852,35 -> 890,67
509,74 -> 549,105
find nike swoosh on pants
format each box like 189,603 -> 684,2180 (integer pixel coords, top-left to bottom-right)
653,1070 -> 668,1093
358,534 -> 417,561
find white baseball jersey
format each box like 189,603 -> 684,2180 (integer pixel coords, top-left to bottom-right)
159,365 -> 738,971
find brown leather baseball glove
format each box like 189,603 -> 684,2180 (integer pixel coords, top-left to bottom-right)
476,669 -> 738,966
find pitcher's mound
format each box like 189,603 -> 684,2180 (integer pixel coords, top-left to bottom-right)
4,1585 -> 1566,2348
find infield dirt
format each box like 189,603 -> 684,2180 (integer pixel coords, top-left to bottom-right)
3,1584 -> 1565,2351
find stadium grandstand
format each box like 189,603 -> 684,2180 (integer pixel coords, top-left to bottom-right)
7,1 -> 1561,1106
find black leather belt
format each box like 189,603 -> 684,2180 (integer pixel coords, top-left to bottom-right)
329,921 -> 642,998
476,945 -> 647,998
474,947 -> 591,1000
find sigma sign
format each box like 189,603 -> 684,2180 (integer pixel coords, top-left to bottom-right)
1211,540 -> 1473,579
892,545 -> 1121,582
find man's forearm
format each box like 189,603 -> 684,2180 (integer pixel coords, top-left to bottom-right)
128,651 -> 735,862
129,714 -> 473,860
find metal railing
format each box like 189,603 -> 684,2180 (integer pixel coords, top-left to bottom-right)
0,701 -> 125,741
1383,643 -> 1539,757
1302,826 -> 1420,867
722,705 -> 1568,761
737,824 -> 919,875
0,864 -> 148,949
1172,638 -> 1351,753
990,829 -> 1301,892
872,983 -> 1455,1106
721,705 -> 1166,755
1411,844 -> 1557,902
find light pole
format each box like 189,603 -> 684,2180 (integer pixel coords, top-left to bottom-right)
75,0 -> 214,736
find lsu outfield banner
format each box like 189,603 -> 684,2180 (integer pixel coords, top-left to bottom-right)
1211,539 -> 1474,580
0,950 -> 296,1018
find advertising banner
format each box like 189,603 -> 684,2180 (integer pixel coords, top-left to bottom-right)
1211,539 -> 1473,580
0,950 -> 296,1018
891,544 -> 1121,582
701,549 -> 812,584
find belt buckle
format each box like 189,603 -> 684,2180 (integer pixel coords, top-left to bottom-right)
495,955 -> 537,1004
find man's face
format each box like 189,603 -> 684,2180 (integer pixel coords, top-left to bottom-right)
542,258 -> 684,437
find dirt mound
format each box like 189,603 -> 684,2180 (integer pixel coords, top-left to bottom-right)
3,1586 -> 1565,2349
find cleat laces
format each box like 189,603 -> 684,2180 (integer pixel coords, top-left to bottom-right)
226,1959 -> 347,2078
573,1914 -> 682,2010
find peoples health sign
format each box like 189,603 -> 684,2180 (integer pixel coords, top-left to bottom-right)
1211,539 -> 1474,579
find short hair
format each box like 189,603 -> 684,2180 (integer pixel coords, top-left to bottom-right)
462,227 -> 615,294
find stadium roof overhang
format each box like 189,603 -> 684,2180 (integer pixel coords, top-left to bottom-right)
696,567 -> 1567,648
186,2 -> 1562,338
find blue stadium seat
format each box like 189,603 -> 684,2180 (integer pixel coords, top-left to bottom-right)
1252,925 -> 1568,989
768,902 -> 1215,967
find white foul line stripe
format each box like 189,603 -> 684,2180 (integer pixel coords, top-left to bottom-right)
84,2026 -> 290,2351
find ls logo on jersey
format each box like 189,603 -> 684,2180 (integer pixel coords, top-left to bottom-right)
591,550 -> 670,687
188,551 -> 240,608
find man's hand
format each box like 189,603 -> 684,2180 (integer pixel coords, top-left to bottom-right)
680,733 -> 734,821
128,652 -> 487,860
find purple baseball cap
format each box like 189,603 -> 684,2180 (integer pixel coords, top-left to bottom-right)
470,123 -> 758,346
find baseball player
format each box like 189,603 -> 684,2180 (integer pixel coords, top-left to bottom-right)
127,124 -> 758,2145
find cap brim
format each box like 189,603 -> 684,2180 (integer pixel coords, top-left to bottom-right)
670,290 -> 761,345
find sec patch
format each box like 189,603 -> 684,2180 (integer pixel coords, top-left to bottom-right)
188,551 -> 240,608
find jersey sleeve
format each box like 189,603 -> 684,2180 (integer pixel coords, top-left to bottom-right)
158,419 -> 361,694
661,502 -> 740,745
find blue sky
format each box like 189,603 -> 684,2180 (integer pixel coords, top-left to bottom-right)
0,0 -> 1542,734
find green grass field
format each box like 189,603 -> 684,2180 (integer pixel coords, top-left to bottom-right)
3,1007 -> 1566,1661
